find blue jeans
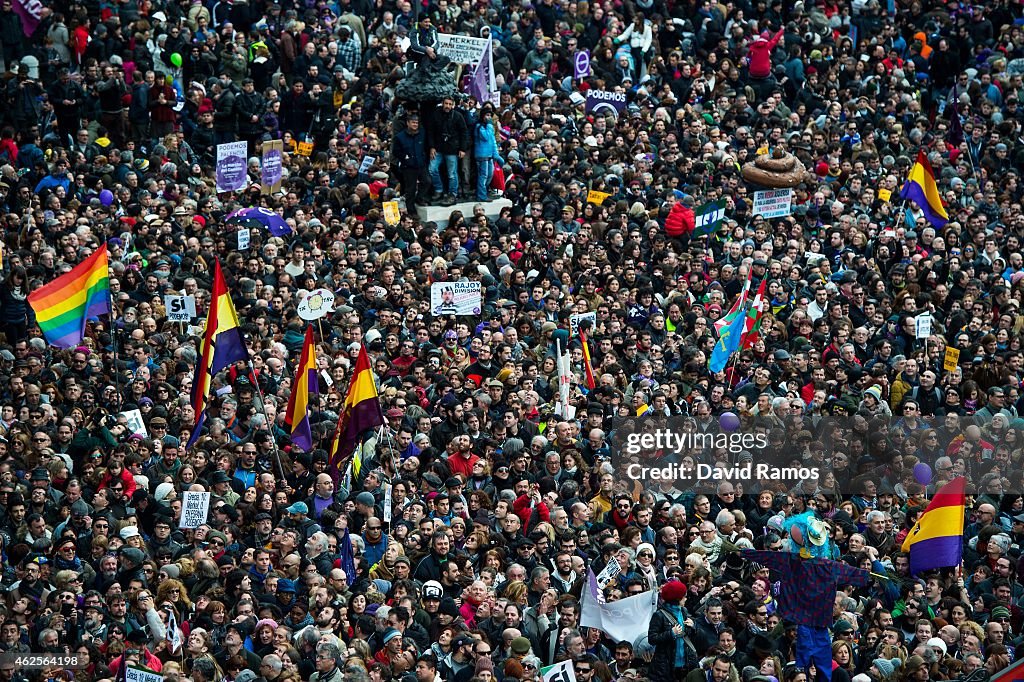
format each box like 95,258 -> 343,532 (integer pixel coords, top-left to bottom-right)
429,153 -> 459,195
476,157 -> 494,200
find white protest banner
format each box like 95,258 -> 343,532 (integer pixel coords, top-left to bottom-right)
436,33 -> 491,65
580,568 -> 657,643
430,281 -> 482,316
215,141 -> 249,193
237,227 -> 251,251
125,666 -> 163,682
752,188 -> 794,219
915,313 -> 932,339
179,491 -> 212,529
383,484 -> 393,523
541,660 -> 577,682
569,312 -> 597,337
164,294 -> 196,322
120,409 -> 147,437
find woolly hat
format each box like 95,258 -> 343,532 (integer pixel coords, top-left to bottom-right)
154,482 -> 175,502
660,579 -> 687,603
872,658 -> 901,678
926,637 -> 947,656
864,385 -> 882,403
475,658 -> 494,675
991,605 -> 1012,621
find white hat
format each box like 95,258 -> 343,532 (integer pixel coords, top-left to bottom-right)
154,482 -> 175,503
120,526 -> 141,540
926,637 -> 947,656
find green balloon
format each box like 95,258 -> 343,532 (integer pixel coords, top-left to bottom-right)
170,52 -> 182,67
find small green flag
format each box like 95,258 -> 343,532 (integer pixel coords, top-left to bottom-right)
693,198 -> 726,238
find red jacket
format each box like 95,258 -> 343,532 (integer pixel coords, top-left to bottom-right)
513,494 -> 550,530
747,29 -> 783,79
664,202 -> 695,238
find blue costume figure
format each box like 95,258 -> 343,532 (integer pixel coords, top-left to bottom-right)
742,513 -> 869,682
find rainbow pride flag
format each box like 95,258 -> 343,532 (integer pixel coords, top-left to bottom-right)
27,247 -> 110,348
899,150 -> 948,229
901,476 -> 965,575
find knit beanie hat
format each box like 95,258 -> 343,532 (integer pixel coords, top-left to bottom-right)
872,658 -> 901,678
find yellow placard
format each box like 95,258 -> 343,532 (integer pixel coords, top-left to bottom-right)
383,201 -> 401,226
943,347 -> 960,372
587,189 -> 611,205
756,145 -> 769,156
296,141 -> 314,157
878,188 -> 892,202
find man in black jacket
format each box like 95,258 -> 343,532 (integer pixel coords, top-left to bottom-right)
393,113 -> 430,211
427,95 -> 468,206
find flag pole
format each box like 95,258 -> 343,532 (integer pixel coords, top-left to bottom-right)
105,246 -> 124,412
247,359 -> 288,483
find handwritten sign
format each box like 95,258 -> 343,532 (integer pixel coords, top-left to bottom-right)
943,346 -> 960,372
237,227 -> 251,251
587,189 -> 611,205
296,141 -> 314,157
125,666 -> 164,682
179,491 -> 211,529
878,188 -> 892,202
915,313 -> 932,340
436,33 -> 491,65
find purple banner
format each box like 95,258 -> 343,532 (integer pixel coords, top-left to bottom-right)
12,0 -> 42,35
584,89 -> 626,116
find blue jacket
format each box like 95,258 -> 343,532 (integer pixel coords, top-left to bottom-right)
473,121 -> 501,161
34,172 -> 70,195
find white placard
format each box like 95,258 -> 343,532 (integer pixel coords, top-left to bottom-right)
297,288 -> 336,321
436,33 -> 491,65
321,370 -> 335,387
179,491 -> 212,529
915,313 -> 932,339
125,666 -> 164,682
237,227 -> 251,251
383,483 -> 393,523
430,281 -> 482,316
120,409 -> 148,437
569,312 -> 597,337
359,155 -> 376,174
752,188 -> 794,219
164,294 -> 196,322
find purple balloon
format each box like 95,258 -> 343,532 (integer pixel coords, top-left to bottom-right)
913,462 -> 932,485
99,189 -> 114,206
719,411 -> 740,432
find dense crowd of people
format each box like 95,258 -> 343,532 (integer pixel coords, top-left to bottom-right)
1,0 -> 1024,681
